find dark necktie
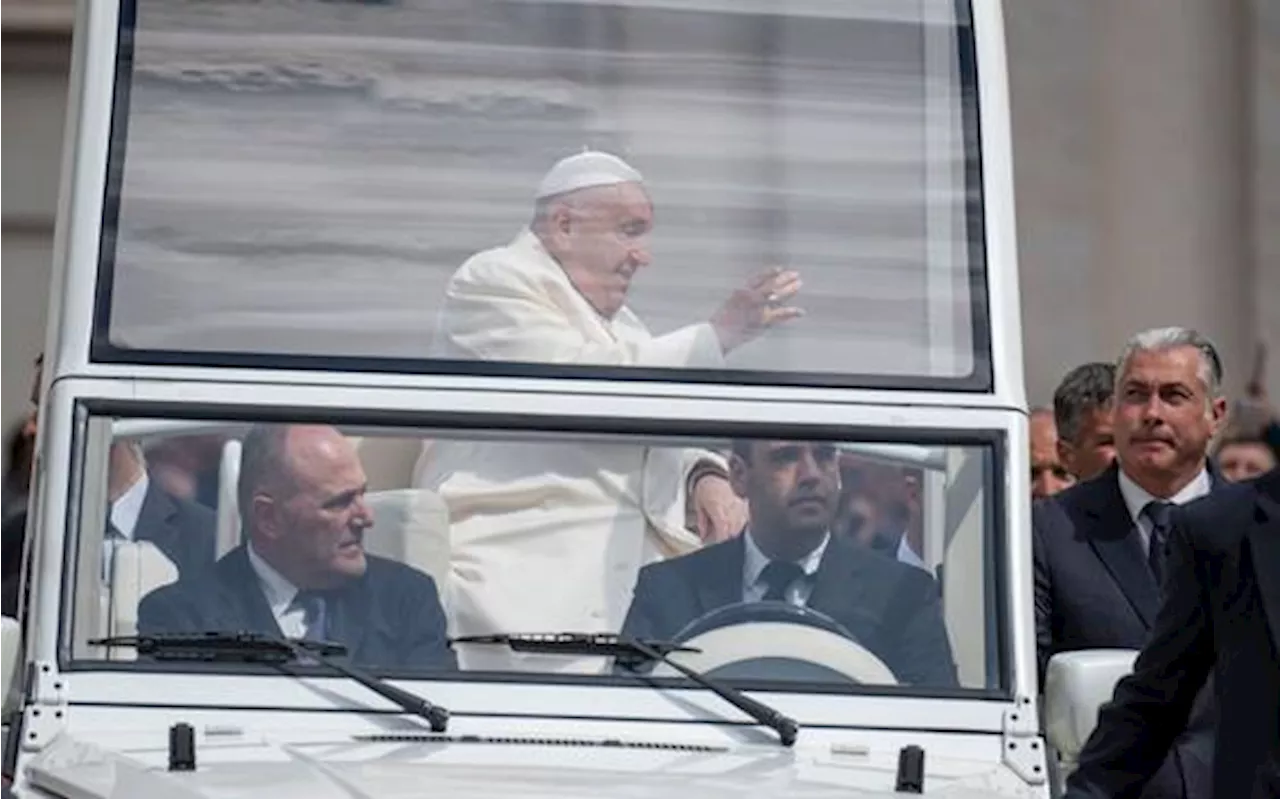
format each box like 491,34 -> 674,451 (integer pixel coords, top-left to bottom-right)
1142,500 -> 1175,587
759,560 -> 806,602
290,590 -> 329,641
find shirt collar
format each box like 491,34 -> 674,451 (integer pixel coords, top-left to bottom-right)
246,542 -> 300,617
742,528 -> 830,589
109,472 -> 150,540
1117,464 -> 1212,523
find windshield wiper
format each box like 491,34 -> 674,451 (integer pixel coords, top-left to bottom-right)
452,632 -> 799,747
93,632 -> 449,732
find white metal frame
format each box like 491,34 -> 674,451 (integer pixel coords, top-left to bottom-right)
29,377 -> 1035,716
15,0 -> 1041,793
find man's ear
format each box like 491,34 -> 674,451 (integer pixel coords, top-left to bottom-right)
1056,438 -> 1074,476
250,493 -> 284,542
549,204 -> 575,240
1208,395 -> 1229,433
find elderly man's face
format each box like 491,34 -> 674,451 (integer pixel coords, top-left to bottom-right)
1029,412 -> 1073,499
1114,347 -> 1226,484
256,427 -> 373,589
552,183 -> 653,318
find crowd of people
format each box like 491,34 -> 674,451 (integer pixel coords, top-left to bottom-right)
1027,332 -> 1278,798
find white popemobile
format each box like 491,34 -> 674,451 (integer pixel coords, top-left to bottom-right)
0,0 -> 1136,796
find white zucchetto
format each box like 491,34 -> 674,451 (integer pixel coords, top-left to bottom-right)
535,150 -> 644,200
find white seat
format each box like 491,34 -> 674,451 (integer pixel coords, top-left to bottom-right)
1043,648 -> 1139,780
215,438 -> 242,557
362,489 -> 451,589
354,436 -> 424,491
1,616 -> 21,716
107,541 -> 180,661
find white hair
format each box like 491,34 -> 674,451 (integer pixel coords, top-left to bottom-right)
1115,326 -> 1224,398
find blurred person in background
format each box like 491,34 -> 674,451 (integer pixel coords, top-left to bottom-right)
1216,433 -> 1277,483
146,432 -> 234,510
1030,407 -> 1073,499
2,414 -> 36,526
834,454 -> 928,572
1052,361 -> 1117,482
1230,341 -> 1280,463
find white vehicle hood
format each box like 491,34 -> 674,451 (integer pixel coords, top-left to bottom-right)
23,731 -> 1041,798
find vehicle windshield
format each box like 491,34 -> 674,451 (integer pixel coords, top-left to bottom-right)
65,413 -> 1004,696
97,0 -> 987,389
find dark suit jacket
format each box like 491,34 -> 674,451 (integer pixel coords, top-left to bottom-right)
620,533 -> 958,687
1033,462 -> 1219,799
132,479 -> 216,578
1,478 -> 215,618
1,511 -> 27,617
138,546 -> 457,672
1066,469 -> 1280,799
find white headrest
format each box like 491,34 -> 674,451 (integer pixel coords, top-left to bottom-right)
361,489 -> 451,588
1043,649 -> 1139,761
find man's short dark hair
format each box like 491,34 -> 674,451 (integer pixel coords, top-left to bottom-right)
1053,362 -> 1116,444
730,439 -> 753,461
237,424 -> 296,529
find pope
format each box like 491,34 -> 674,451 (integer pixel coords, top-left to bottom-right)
415,151 -> 805,673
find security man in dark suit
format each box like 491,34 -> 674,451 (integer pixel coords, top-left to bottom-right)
1066,469 -> 1280,799
1034,326 -> 1228,799
2,356 -> 216,618
102,438 -> 216,578
621,439 -> 957,687
140,424 -> 456,672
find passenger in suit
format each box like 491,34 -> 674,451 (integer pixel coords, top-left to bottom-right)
140,424 -> 456,672
621,439 -> 958,688
1065,469 -> 1280,799
1051,361 -> 1117,483
2,356 -> 215,619
1034,326 -> 1228,799
104,439 -> 216,579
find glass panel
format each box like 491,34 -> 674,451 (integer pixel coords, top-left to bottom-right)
100,0 -> 985,386
69,414 -> 1001,694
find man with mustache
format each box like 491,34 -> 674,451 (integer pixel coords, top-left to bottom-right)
140,424 -> 455,671
418,151 -> 804,672
621,439 -> 958,687
1033,327 -> 1227,799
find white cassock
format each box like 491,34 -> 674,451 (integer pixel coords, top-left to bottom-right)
415,229 -> 727,673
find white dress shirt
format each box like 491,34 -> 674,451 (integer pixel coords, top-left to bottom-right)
895,534 -> 929,571
741,529 -> 829,606
109,472 -> 149,540
1117,466 -> 1211,549
102,473 -> 150,581
246,543 -> 308,638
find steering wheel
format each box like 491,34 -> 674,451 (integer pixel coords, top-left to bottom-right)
645,601 -> 898,686
673,600 -> 856,642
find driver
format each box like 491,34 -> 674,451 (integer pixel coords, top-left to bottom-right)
620,439 -> 958,687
